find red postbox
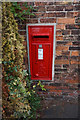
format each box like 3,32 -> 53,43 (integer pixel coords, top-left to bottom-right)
27,24 -> 56,81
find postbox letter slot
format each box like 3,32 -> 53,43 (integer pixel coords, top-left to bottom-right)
33,36 -> 49,38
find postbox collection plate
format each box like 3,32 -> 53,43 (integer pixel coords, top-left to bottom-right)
38,49 -> 43,60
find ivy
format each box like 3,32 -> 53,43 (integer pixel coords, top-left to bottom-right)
10,2 -> 36,21
3,62 -> 43,119
2,2 -> 45,119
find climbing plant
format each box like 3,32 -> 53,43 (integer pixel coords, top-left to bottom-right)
2,2 -> 26,118
2,2 -> 46,119
10,2 -> 35,21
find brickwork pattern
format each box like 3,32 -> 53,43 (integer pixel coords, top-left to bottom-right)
17,1 -> 80,98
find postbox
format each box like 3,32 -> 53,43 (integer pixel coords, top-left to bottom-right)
27,24 -> 56,81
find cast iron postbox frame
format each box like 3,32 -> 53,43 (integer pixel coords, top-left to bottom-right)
26,23 -> 56,81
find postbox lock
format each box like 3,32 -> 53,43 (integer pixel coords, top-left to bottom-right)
39,44 -> 42,48
35,74 -> 39,77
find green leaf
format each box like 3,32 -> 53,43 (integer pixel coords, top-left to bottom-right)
11,7 -> 15,13
29,13 -> 35,16
9,96 -> 15,100
23,10 -> 26,14
5,76 -> 9,80
10,91 -> 14,95
3,61 -> 7,65
24,3 -> 28,8
9,75 -> 13,79
13,66 -> 17,72
14,13 -> 18,17
29,6 -> 33,10
34,9 -> 37,12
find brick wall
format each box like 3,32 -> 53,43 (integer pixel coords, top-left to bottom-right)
18,1 -> 80,99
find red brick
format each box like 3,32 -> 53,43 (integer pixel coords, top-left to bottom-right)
35,2 -> 47,6
57,41 -> 72,46
63,35 -> 79,41
66,42 -> 72,46
62,30 -> 70,35
75,18 -> 80,23
71,30 -> 80,35
71,51 -> 79,56
70,56 -> 79,60
47,2 -> 54,5
62,51 -> 70,56
34,6 -> 45,12
21,19 -> 29,24
40,18 -> 56,23
18,30 -> 26,35
44,85 -> 56,90
66,24 -> 80,29
56,36 -> 63,41
55,12 -> 65,17
47,6 -> 55,11
73,1 -> 80,4
55,60 -> 69,65
70,60 -> 80,64
28,19 -> 38,23
66,80 -> 78,84
72,41 -> 80,46
33,13 -> 44,18
56,30 -> 62,36
49,89 -> 62,93
65,5 -> 74,11
55,68 -> 67,72
57,18 -> 75,24
46,13 -> 54,17
18,25 -> 26,30
67,12 -> 79,17
54,2 -> 68,5
47,5 -> 65,11
55,6 -> 65,11
56,51 -> 62,56
56,46 -> 69,51
45,12 -> 65,17
56,24 -> 65,30
56,56 -> 68,60
74,5 -> 80,10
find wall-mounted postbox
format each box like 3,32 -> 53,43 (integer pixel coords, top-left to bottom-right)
27,24 -> 56,81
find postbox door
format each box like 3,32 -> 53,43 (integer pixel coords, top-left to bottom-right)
31,44 -> 52,80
